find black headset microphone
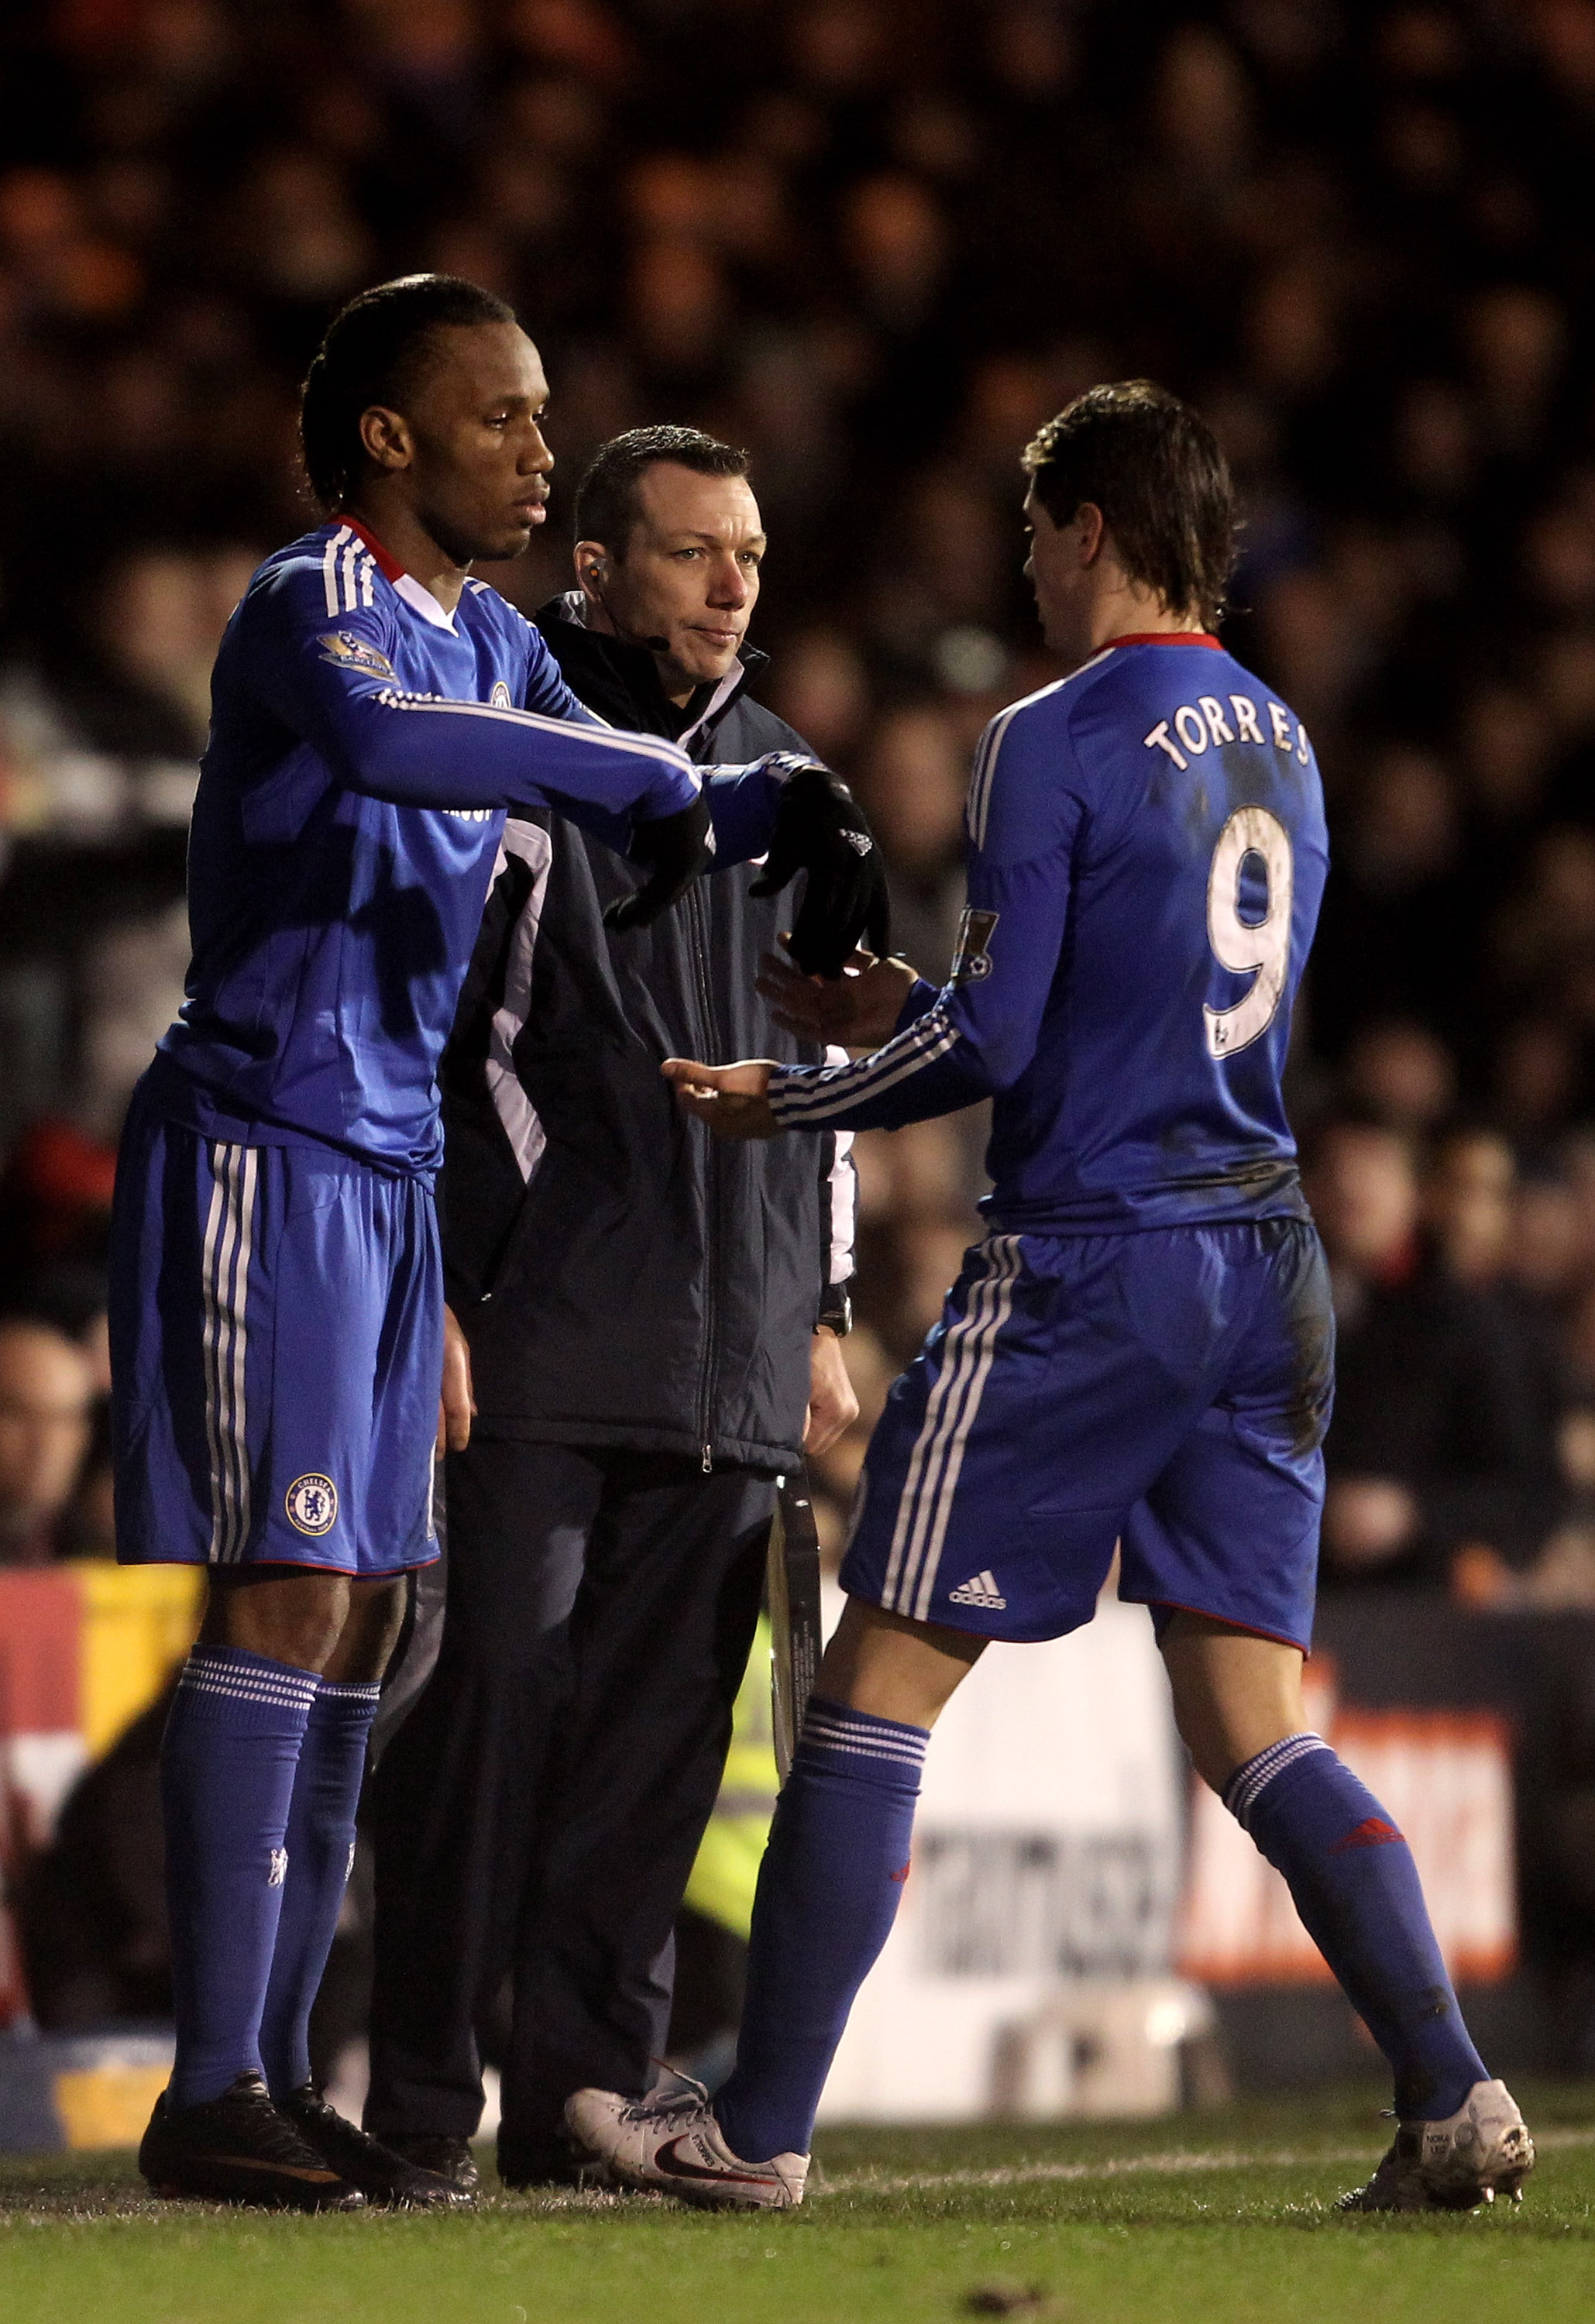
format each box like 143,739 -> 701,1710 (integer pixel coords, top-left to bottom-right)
590,559 -> 669,654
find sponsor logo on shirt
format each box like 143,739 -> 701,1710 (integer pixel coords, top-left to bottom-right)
490,680 -> 513,708
318,630 -> 397,679
950,907 -> 999,985
285,1473 -> 339,1535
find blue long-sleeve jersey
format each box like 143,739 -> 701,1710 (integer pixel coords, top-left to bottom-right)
767,633 -> 1329,1232
152,519 -> 786,1174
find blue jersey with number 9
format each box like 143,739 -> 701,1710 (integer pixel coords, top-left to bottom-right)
765,634 -> 1329,1232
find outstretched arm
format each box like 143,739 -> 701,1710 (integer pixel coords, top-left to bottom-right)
247,572 -> 700,823
759,847 -> 1071,1133
703,757 -> 892,976
663,1055 -> 782,1137
666,696 -> 1084,1137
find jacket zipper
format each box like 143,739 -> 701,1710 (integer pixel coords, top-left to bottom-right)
685,871 -> 721,1471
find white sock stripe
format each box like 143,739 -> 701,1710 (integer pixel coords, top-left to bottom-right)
881,1236 -> 1012,1611
178,1666 -> 316,1695
181,1645 -> 317,1684
803,1707 -> 928,1747
802,1709 -> 930,1767
1235,1729 -> 1326,1793
803,1719 -> 927,1764
316,1679 -> 381,1701
177,1668 -> 318,1708
800,1722 -> 927,1761
799,1736 -> 927,1773
178,1663 -> 317,1696
181,1652 -> 317,1685
1224,1731 -> 1331,1828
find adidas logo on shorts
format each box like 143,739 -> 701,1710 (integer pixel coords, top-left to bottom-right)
949,1570 -> 1006,1609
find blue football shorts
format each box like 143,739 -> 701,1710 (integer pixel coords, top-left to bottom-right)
109,1082 -> 442,1576
840,1219 -> 1335,1653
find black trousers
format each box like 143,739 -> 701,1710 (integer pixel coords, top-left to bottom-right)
363,1438 -> 772,2157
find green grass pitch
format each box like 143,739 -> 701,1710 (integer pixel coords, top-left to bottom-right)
3,2081 -> 1593,2324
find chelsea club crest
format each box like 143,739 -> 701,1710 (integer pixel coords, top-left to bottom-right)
285,1473 -> 339,1536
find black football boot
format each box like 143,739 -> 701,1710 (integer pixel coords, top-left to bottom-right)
139,2073 -> 366,2210
279,2087 -> 472,2207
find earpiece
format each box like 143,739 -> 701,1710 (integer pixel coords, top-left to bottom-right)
588,560 -> 669,655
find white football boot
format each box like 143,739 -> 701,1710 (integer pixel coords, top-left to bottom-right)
564,2084 -> 808,2211
1339,2078 -> 1535,2212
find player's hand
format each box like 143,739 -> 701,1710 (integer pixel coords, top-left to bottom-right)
604,792 -> 715,933
662,1056 -> 781,1139
438,1302 -> 476,1455
804,1325 -> 859,1457
748,761 -> 891,978
758,945 -> 920,1050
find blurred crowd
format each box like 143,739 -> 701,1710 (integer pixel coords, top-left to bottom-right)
5,1 -> 1595,1603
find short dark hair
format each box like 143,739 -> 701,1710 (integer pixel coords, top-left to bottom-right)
299,273 -> 518,509
574,425 -> 751,557
1022,381 -> 1237,628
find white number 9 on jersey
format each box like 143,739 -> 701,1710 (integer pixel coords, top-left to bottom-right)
1203,806 -> 1294,1060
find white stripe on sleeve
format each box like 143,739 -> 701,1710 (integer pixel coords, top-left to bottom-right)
768,1006 -> 961,1124
321,524 -> 352,617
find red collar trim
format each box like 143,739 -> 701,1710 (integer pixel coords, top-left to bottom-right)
1104,631 -> 1223,650
339,516 -> 405,583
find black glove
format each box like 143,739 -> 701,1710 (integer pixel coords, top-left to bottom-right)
603,792 -> 716,933
748,761 -> 891,978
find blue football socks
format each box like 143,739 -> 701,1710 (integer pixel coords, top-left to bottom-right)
1226,1733 -> 1489,2121
160,1645 -> 317,2110
260,1676 -> 381,2100
714,1697 -> 929,2164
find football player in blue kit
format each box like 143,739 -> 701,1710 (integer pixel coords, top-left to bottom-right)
566,383 -> 1535,2216
112,273 -> 885,2210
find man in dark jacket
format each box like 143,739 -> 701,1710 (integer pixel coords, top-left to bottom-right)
1308,1118 -> 1562,1583
363,428 -> 863,2188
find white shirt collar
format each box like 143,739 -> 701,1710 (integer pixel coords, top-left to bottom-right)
394,570 -> 457,633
